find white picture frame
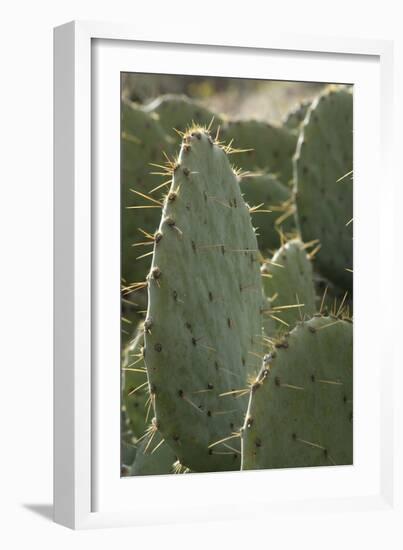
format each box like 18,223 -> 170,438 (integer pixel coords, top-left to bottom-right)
54,20 -> 399,531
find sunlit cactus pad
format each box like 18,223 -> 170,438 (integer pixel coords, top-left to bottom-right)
144,94 -> 222,141
293,87 -> 353,289
261,239 -> 316,329
239,173 -> 295,253
144,128 -> 263,472
241,316 -> 353,470
220,120 -> 297,185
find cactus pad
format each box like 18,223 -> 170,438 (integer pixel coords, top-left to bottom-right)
121,102 -> 173,285
122,328 -> 149,439
261,239 -> 316,329
144,94 -> 222,141
293,87 -> 353,289
144,129 -> 263,472
240,173 -> 295,253
241,316 -> 353,470
131,429 -> 177,476
220,120 -> 297,186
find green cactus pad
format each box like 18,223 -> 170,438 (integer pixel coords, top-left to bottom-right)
131,429 -> 176,476
293,87 -> 353,290
239,173 -> 295,253
261,239 -> 316,329
121,102 -> 174,285
122,328 -> 149,439
220,120 -> 297,186
144,129 -> 263,472
241,316 -> 353,470
144,94 -> 222,141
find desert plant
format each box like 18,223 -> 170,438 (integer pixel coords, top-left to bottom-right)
121,85 -> 353,476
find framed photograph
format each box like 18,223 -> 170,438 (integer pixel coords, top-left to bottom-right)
54,21 -> 397,530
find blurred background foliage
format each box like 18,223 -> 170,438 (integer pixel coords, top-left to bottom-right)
121,73 -> 325,124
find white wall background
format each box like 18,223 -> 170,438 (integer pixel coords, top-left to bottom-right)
0,1 -> 401,547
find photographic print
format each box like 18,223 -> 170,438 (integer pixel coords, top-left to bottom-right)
120,74 -> 353,477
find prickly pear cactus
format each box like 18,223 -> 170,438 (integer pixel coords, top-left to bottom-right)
220,120 -> 297,186
144,128 -> 263,472
122,328 -> 149,439
131,427 -> 177,476
261,239 -> 316,329
241,316 -> 353,470
293,87 -> 353,290
239,173 -> 295,253
144,94 -> 222,141
121,102 -> 173,285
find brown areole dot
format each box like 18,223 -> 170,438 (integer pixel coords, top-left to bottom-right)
251,381 -> 261,393
246,416 -> 254,428
149,266 -> 161,280
275,341 -> 289,349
